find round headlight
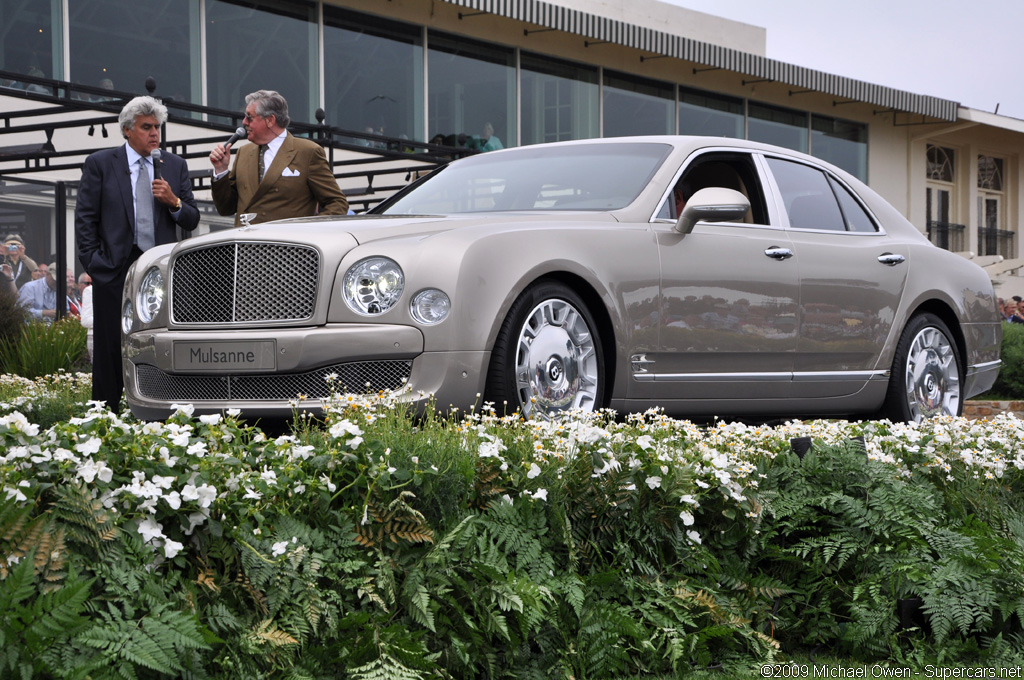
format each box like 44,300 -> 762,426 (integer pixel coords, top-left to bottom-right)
135,267 -> 165,324
410,289 -> 451,325
121,300 -> 134,335
343,257 -> 404,316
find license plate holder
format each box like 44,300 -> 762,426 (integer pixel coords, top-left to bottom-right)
172,340 -> 277,372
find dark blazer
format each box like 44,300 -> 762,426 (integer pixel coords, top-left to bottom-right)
212,131 -> 348,227
75,145 -> 200,286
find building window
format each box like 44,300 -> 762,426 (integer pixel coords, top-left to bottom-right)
678,86 -> 743,138
811,115 -> 867,182
977,154 -> 1009,257
602,70 -> 673,137
69,0 -> 195,103
427,31 -> 514,149
324,8 -> 423,142
0,0 -> 61,85
521,52 -> 597,145
925,144 -> 962,251
748,102 -> 808,152
207,0 -> 318,124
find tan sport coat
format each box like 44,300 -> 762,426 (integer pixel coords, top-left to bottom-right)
212,132 -> 349,227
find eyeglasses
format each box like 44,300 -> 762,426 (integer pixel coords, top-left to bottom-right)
243,113 -> 262,123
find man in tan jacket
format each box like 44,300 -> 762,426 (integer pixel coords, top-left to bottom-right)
209,90 -> 348,226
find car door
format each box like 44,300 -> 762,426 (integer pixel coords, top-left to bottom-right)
763,155 -> 908,399
634,150 -> 800,402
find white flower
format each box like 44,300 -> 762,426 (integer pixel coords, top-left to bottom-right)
293,484 -> 306,494
163,491 -> 182,510
137,517 -> 164,543
75,437 -> 102,456
695,479 -> 710,489
679,510 -> 695,526
532,488 -> 548,501
636,435 -> 655,450
679,494 -> 699,505
527,463 -> 542,479
75,458 -> 112,484
163,539 -> 184,559
170,403 -> 195,417
686,530 -> 702,544
199,414 -> 222,426
320,475 -> 337,492
260,470 -> 277,485
187,440 -> 208,457
645,476 -> 662,490
328,419 -> 363,439
501,494 -> 514,505
271,541 -> 289,557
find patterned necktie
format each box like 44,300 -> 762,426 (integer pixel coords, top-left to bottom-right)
135,158 -> 155,251
258,144 -> 267,182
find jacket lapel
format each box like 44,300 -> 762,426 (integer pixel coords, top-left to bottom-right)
115,146 -> 135,230
249,132 -> 297,204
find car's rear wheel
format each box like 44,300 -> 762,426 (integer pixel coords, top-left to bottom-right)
486,282 -> 604,418
882,312 -> 962,422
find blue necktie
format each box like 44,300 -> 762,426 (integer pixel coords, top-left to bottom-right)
136,158 -> 155,251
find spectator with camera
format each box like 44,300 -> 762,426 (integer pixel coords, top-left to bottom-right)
2,234 -> 37,289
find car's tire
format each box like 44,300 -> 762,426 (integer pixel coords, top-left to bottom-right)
882,312 -> 962,422
485,281 -> 604,418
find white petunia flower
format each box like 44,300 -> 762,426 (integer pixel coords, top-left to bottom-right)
163,539 -> 184,559
645,476 -> 662,490
137,517 -> 164,543
271,541 -> 289,557
686,530 -> 702,544
75,437 -> 102,456
170,403 -> 195,417
679,510 -> 694,526
527,463 -> 542,479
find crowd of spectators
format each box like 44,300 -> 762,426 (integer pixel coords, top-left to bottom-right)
998,296 -> 1024,324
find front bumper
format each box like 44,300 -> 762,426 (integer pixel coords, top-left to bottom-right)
123,324 -> 490,421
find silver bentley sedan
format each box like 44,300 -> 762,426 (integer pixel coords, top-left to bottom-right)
122,136 -> 1002,422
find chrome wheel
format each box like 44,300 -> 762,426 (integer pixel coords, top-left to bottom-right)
514,298 -> 599,418
903,324 -> 960,420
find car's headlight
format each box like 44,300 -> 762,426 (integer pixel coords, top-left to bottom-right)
135,267 -> 164,324
343,257 -> 404,315
410,289 -> 451,325
121,300 -> 134,334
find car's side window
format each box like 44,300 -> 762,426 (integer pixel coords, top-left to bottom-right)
658,152 -> 769,224
766,157 -> 846,231
828,176 -> 878,232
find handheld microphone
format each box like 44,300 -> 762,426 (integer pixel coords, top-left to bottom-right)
150,149 -> 162,180
225,126 -> 247,148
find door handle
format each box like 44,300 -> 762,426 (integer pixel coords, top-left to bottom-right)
877,252 -> 906,266
764,246 -> 794,260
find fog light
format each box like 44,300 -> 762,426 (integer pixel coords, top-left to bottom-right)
121,300 -> 134,334
410,289 -> 451,325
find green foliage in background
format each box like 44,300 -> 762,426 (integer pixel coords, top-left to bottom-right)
990,322 -> 1024,399
0,317 -> 87,379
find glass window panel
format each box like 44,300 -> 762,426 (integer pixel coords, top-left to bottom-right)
207,0 -> 317,124
828,176 -> 876,232
678,87 -> 743,138
427,31 -> 514,149
68,0 -> 195,102
748,102 -> 808,152
811,115 -> 867,182
0,0 -> 61,85
978,155 -> 1003,191
767,157 -> 845,231
926,144 -> 955,182
323,8 -> 423,142
602,70 -> 673,137
521,52 -> 597,145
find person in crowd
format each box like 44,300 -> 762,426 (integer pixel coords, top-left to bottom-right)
209,89 -> 348,227
2,234 -> 37,289
79,273 -> 94,362
75,95 -> 200,411
460,122 -> 503,152
17,260 -> 58,321
0,261 -> 16,298
1011,297 -> 1024,324
32,262 -> 48,280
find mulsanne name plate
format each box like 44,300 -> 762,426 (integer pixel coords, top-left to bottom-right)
172,341 -> 277,371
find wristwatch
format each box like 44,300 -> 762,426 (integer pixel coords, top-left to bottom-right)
173,197 -> 182,211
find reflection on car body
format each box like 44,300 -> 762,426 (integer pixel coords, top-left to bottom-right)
122,136 -> 1001,423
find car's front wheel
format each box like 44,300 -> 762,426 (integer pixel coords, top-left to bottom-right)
486,282 -> 604,418
882,312 -> 962,422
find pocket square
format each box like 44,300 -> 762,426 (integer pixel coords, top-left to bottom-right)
282,167 -> 301,177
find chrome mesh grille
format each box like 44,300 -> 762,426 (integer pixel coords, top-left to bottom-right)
171,243 -> 320,324
136,361 -> 412,402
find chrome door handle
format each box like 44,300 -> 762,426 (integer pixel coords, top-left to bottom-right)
764,246 -> 794,260
877,252 -> 906,266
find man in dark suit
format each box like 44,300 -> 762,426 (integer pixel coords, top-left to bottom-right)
209,89 -> 348,226
75,95 -> 200,411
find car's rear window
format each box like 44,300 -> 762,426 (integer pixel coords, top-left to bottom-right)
377,143 -> 672,214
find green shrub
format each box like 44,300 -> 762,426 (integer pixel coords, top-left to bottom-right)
0,286 -> 28,373
988,322 -> 1024,398
0,317 -> 87,379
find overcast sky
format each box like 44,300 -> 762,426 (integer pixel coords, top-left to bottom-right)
663,0 -> 1024,121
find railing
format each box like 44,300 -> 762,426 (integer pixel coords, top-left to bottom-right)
926,220 -> 966,253
977,226 -> 1015,259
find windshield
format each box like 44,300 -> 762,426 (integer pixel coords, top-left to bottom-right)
376,142 -> 672,215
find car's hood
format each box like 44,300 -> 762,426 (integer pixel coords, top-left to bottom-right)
224,212 -> 621,246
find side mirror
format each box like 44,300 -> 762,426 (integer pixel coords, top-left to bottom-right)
674,187 -> 751,235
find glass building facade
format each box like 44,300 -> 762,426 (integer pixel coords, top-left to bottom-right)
0,0 -> 868,178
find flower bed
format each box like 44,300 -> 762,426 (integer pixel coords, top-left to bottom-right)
2,381 -> 1024,678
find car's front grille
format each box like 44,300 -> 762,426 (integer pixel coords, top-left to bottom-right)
135,361 -> 412,402
171,243 -> 320,324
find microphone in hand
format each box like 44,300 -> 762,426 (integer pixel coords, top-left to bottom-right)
150,149 -> 163,180
225,126 -> 247,149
